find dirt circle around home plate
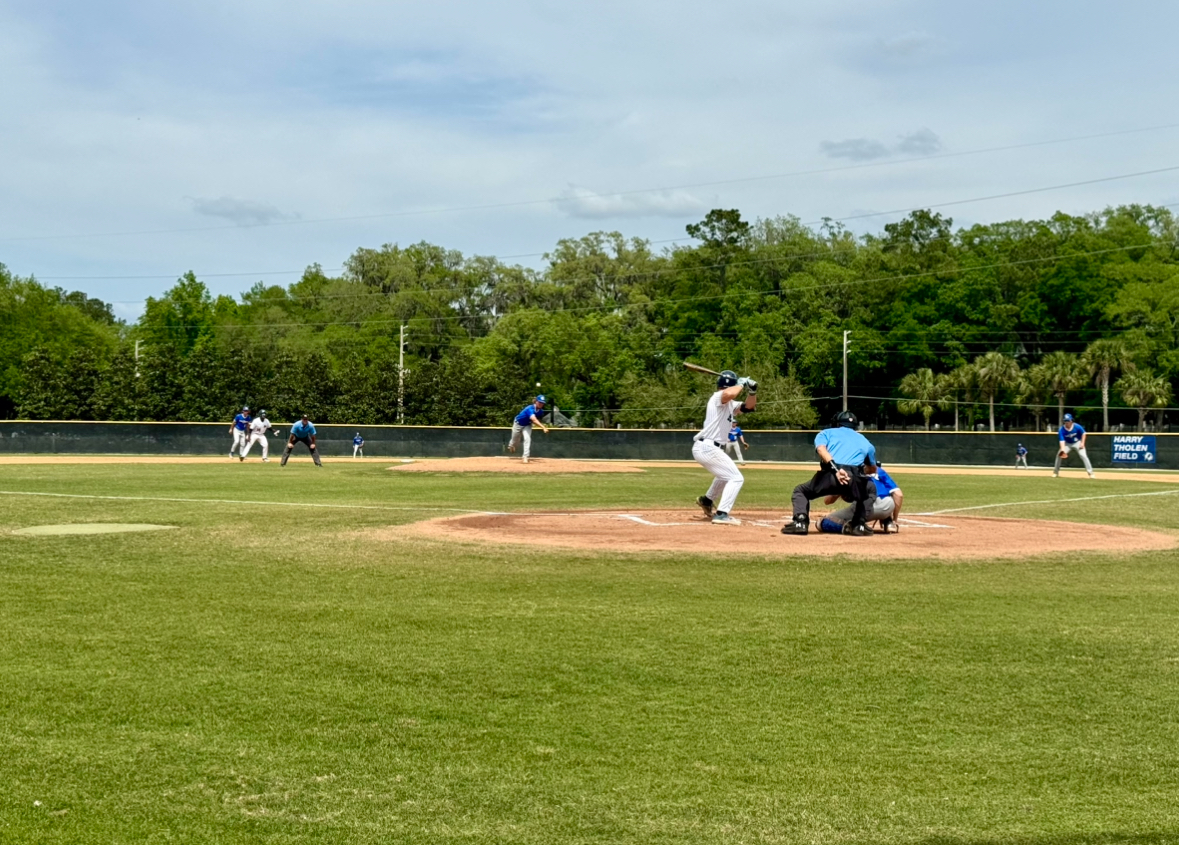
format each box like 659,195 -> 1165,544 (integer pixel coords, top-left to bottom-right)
398,509 -> 1176,560
11,523 -> 176,537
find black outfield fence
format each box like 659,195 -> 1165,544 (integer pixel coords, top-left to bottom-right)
0,421 -> 1174,470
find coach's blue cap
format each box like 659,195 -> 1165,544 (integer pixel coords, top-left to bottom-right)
1064,413 -> 1073,421
536,394 -> 546,403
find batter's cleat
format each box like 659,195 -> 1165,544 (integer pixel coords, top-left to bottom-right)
711,512 -> 739,525
522,456 -> 528,464
262,458 -> 270,463
238,455 -> 245,462
879,518 -> 898,534
696,495 -> 715,518
1088,473 -> 1096,479
843,522 -> 872,537
781,517 -> 809,536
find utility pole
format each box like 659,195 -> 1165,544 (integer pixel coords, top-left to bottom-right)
398,323 -> 406,424
842,330 -> 851,412
134,339 -> 142,378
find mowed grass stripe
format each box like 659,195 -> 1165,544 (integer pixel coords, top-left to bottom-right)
3,464 -> 1179,843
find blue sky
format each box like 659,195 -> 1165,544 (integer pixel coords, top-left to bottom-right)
2,0 -> 1177,320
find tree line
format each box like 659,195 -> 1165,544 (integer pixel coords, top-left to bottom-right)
3,204 -> 1178,430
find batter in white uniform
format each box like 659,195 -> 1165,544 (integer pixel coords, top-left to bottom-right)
240,410 -> 274,461
692,370 -> 757,525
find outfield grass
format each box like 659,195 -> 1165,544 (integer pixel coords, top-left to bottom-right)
2,462 -> 1179,844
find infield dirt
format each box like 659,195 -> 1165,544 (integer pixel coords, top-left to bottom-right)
391,509 -> 1177,560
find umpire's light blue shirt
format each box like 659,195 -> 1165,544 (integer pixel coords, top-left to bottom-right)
291,420 -> 316,438
815,426 -> 876,466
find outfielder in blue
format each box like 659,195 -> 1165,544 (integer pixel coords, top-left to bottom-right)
281,415 -> 322,467
782,411 -> 878,537
1054,413 -> 1094,477
353,433 -> 364,459
1015,442 -> 1029,469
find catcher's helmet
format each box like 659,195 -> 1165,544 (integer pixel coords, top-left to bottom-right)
831,410 -> 858,429
716,370 -> 739,389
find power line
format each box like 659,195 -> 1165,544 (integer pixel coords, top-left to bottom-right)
5,122 -> 1179,244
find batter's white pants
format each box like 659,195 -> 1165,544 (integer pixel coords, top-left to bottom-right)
692,440 -> 744,515
353,445 -> 363,458
1054,442 -> 1094,476
725,441 -> 744,464
509,423 -> 532,459
231,429 -> 248,456
241,433 -> 269,459
828,494 -> 895,527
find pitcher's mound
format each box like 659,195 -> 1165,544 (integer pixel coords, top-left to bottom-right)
390,457 -> 643,473
399,509 -> 1175,560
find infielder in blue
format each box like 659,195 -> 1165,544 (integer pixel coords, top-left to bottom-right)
782,411 -> 878,536
352,432 -> 364,459
1015,443 -> 1029,469
228,406 -> 251,459
281,415 -> 322,467
1054,413 -> 1094,478
725,425 -> 748,464
508,395 -> 550,463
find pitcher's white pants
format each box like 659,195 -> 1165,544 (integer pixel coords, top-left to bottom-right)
692,440 -> 744,514
1054,442 -> 1094,476
241,433 -> 268,459
231,429 -> 248,456
509,423 -> 532,458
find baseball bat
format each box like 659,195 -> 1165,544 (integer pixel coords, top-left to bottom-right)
683,361 -> 721,377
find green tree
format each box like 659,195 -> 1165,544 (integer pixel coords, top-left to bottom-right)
1017,363 -> 1053,432
972,351 -> 1021,431
1080,338 -> 1135,431
1038,351 -> 1086,427
1116,370 -> 1172,431
897,368 -> 942,430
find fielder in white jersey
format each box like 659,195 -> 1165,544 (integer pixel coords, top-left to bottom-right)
240,410 -> 274,461
692,369 -> 757,525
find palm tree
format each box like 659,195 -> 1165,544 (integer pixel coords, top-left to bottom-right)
1117,370 -> 1172,431
1017,363 -> 1053,432
972,351 -> 1020,431
1038,351 -> 1086,427
897,368 -> 942,430
936,364 -> 974,431
1081,338 -> 1134,431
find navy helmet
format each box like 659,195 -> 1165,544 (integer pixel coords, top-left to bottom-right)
1063,413 -> 1074,422
716,370 -> 738,389
831,410 -> 858,429
535,394 -> 547,404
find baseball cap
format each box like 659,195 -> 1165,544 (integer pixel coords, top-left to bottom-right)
535,394 -> 547,403
1064,413 -> 1074,422
242,405 -> 250,411
301,414 -> 309,420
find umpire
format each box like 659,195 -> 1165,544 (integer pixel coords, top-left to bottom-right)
782,411 -> 877,537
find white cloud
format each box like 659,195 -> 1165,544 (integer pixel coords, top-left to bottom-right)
187,196 -> 295,226
553,185 -> 708,219
819,138 -> 892,161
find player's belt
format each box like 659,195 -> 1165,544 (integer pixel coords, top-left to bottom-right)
694,438 -> 724,447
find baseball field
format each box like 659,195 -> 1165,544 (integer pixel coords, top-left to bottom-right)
3,458 -> 1179,844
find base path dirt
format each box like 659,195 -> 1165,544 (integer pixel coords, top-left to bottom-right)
389,457 -> 645,473
395,508 -> 1176,560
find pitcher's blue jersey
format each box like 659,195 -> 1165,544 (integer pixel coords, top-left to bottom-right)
515,405 -> 543,426
1059,423 -> 1085,444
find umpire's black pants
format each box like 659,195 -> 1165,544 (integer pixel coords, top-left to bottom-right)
791,464 -> 876,527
